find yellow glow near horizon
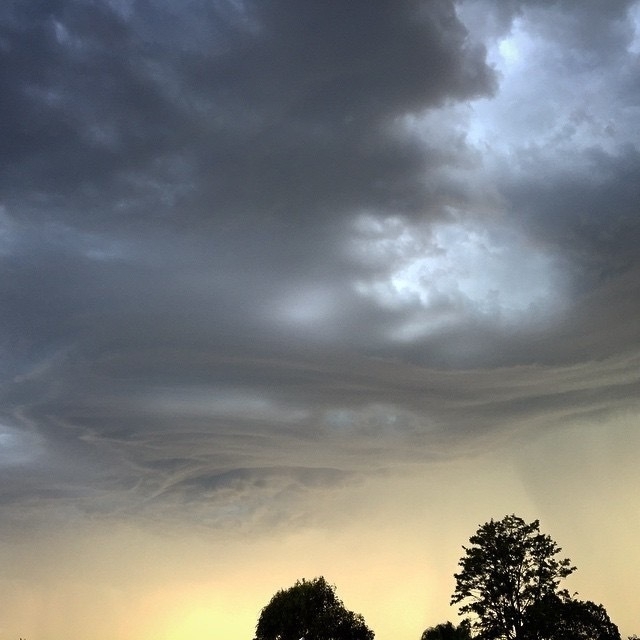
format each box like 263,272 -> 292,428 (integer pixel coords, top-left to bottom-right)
0,429 -> 637,640
135,589 -> 253,640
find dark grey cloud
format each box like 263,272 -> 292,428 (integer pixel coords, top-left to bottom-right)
1,0 -> 639,533
3,334 -> 638,532
1,0 -> 494,230
505,146 -> 640,281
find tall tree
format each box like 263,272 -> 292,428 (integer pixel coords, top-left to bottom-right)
451,515 -> 576,640
254,576 -> 374,640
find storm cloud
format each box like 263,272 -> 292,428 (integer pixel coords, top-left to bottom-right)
0,0 -> 639,599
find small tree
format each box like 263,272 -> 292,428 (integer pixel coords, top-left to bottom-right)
421,620 -> 472,640
254,576 -> 374,640
451,515 -> 576,640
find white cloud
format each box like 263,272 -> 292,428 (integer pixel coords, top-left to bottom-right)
463,4 -> 640,164
497,35 -> 521,67
629,1 -> 640,53
350,213 -> 564,340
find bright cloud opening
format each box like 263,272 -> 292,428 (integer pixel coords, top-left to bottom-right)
498,37 -> 520,65
271,285 -> 339,329
629,2 -> 640,54
0,424 -> 43,466
350,214 -> 564,340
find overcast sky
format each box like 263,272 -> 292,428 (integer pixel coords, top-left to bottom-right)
1,1 -> 639,638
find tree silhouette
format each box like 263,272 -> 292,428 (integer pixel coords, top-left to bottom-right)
421,620 -> 472,640
526,595 -> 620,640
451,515 -> 620,640
451,514 -> 575,640
254,576 -> 374,640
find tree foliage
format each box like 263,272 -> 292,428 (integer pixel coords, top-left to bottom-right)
451,515 -> 620,640
526,595 -> 620,640
421,620 -> 472,640
254,576 -> 374,640
451,515 -> 576,640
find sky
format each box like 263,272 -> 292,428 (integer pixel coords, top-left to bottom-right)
1,0 -> 639,638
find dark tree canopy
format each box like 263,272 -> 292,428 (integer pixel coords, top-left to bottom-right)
254,576 -> 374,640
451,515 -> 620,640
526,595 -> 620,640
421,620 -> 472,640
451,515 -> 576,640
